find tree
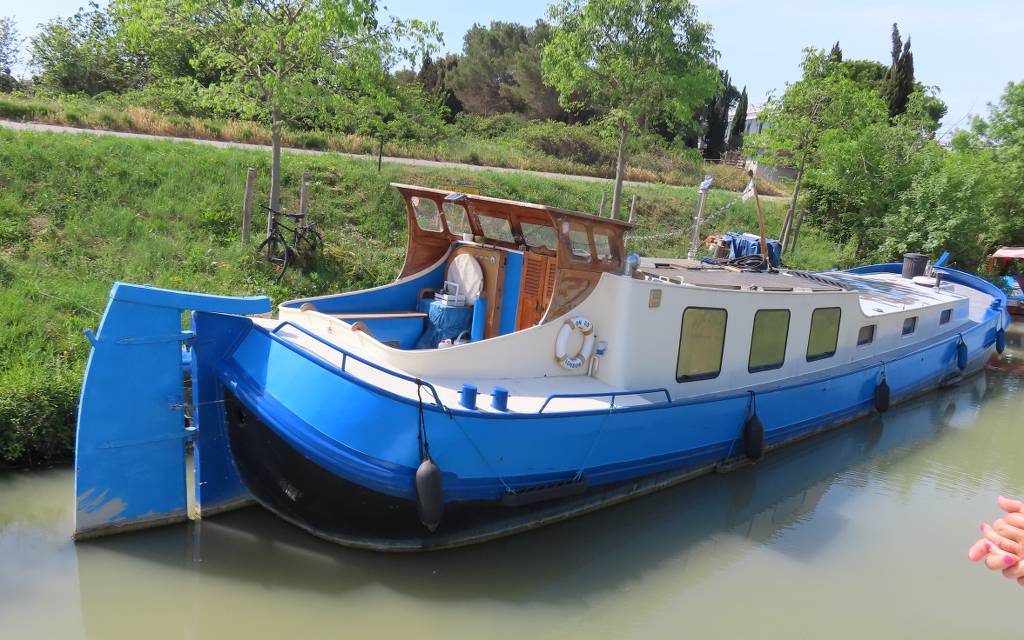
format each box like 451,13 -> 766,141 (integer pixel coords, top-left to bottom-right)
417,54 -> 463,121
542,0 -> 718,218
124,0 -> 437,218
0,16 -> 21,91
30,2 -> 146,95
701,69 -> 737,160
727,86 -> 747,151
828,41 -> 842,62
882,23 -> 915,118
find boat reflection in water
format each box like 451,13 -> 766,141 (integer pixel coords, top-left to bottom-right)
71,370 -> 999,637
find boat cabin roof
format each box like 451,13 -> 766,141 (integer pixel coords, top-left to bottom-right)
392,182 -> 634,279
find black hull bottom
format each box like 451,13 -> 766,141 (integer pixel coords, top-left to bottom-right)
223,390 -> 724,551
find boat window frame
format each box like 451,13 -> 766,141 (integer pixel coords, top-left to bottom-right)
566,221 -> 594,263
857,324 -> 876,347
902,316 -> 918,336
676,306 -> 728,382
442,201 -> 473,236
475,213 -> 516,244
939,308 -> 952,325
806,306 -> 841,362
748,309 -> 790,373
410,196 -> 443,232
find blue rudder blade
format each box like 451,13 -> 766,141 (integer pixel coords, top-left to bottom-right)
74,282 -> 270,540
190,311 -> 258,516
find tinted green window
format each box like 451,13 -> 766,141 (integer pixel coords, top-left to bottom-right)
748,309 -> 790,372
807,307 -> 841,361
676,307 -> 727,381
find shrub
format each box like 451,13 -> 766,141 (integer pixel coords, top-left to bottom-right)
0,374 -> 79,467
0,98 -> 55,121
292,131 -> 328,150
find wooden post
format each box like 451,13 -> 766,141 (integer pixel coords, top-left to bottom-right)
241,167 -> 256,246
750,169 -> 769,260
299,171 -> 310,215
628,194 -> 639,223
598,192 -> 607,217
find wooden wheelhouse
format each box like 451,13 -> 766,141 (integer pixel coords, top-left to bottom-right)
392,183 -> 634,332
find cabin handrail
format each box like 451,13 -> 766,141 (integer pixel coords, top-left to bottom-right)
269,320 -> 447,409
538,388 -> 672,414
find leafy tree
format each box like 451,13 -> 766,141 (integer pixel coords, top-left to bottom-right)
0,16 -> 22,91
727,86 -> 747,151
123,0 -> 437,216
882,23 -> 915,118
542,0 -> 718,218
417,53 -> 463,120
30,2 -> 146,95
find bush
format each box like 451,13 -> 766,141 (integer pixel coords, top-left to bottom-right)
519,120 -> 615,166
292,131 -> 328,150
0,374 -> 79,467
0,98 -> 55,121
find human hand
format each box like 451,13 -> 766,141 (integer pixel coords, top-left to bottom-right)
968,496 -> 1024,587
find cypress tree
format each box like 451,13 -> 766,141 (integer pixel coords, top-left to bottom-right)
702,70 -> 737,160
727,87 -> 748,151
883,24 -> 915,117
828,41 -> 843,62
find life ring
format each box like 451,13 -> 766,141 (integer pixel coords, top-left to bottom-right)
555,316 -> 595,370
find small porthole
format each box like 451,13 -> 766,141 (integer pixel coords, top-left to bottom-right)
902,316 -> 917,336
857,324 -> 875,346
940,309 -> 952,325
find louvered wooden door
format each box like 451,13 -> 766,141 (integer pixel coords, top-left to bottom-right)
515,252 -> 557,330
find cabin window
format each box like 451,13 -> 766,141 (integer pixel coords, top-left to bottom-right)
748,309 -> 789,373
568,223 -> 592,261
477,214 -> 515,243
806,307 -> 841,361
410,197 -> 441,232
940,309 -> 952,325
594,232 -> 615,261
521,222 -> 557,251
902,316 -> 917,336
676,307 -> 727,382
443,202 -> 471,235
857,324 -> 875,346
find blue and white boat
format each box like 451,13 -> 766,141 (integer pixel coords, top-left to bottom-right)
74,184 -> 1011,550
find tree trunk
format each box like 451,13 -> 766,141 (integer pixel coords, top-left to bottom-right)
378,136 -> 384,171
790,205 -> 807,253
611,119 -> 628,219
268,106 -> 282,238
780,151 -> 807,251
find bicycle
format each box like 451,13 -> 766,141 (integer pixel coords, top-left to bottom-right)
258,205 -> 324,281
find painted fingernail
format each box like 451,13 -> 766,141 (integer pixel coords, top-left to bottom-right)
1004,555 -> 1016,566
980,523 -> 987,531
985,543 -> 992,552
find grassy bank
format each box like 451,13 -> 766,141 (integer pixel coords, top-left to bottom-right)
0,94 -> 786,196
0,128 -> 832,466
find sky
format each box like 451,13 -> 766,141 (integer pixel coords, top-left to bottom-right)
6,0 -> 1022,135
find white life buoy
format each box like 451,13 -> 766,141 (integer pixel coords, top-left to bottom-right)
555,316 -> 596,370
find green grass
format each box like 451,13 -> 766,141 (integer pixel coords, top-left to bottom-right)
0,94 -> 786,196
0,128 -> 837,466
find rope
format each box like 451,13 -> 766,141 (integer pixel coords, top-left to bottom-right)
722,391 -> 756,462
415,379 -> 430,461
625,192 -> 746,243
448,412 -> 516,494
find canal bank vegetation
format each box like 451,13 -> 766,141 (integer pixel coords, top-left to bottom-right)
0,128 -> 818,467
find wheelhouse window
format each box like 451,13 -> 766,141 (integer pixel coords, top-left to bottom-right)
857,324 -> 876,346
902,316 -> 918,336
677,307 -> 727,382
807,307 -> 841,361
748,309 -> 789,373
410,196 -> 441,231
476,214 -> 514,243
567,222 -> 592,261
593,232 -> 615,261
442,202 -> 471,235
940,309 -> 952,325
521,222 -> 557,251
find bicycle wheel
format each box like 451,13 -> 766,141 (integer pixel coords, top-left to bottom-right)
297,226 -> 324,256
258,234 -> 291,282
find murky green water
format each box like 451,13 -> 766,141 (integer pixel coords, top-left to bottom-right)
3,329 -> 1023,640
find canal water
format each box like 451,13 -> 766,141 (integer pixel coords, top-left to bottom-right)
2,336 -> 1023,639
